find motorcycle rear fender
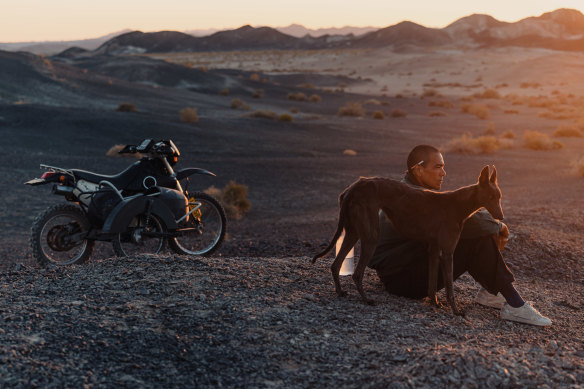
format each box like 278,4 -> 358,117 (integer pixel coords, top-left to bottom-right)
175,167 -> 216,181
102,195 -> 178,234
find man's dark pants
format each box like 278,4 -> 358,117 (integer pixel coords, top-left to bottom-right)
379,236 -> 515,299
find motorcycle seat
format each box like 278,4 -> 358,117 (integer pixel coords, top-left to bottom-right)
71,163 -> 140,190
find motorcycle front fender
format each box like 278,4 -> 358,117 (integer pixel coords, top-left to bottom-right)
175,167 -> 216,181
102,195 -> 178,234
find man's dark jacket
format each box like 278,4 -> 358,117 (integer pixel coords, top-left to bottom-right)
368,174 -> 502,278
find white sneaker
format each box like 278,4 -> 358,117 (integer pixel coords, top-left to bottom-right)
501,302 -> 552,327
475,288 -> 506,309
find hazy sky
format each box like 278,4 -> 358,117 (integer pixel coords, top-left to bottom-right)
2,0 -> 584,42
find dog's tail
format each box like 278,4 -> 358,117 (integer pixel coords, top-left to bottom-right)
311,190 -> 349,264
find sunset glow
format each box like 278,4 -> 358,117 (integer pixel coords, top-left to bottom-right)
2,0 -> 584,42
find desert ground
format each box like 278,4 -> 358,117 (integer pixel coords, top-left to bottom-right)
0,46 -> 583,386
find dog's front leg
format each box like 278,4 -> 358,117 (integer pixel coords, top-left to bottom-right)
440,253 -> 464,316
427,244 -> 441,307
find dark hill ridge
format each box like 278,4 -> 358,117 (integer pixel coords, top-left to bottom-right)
58,8 -> 584,57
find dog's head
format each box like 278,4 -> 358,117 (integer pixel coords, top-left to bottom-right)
477,165 -> 504,220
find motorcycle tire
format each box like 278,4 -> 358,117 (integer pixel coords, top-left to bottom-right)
30,203 -> 95,267
169,191 -> 226,256
112,213 -> 165,257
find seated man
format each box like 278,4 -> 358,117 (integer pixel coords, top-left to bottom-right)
368,145 -> 551,326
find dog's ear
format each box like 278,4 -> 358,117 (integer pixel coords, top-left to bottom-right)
490,165 -> 498,184
479,165 -> 490,186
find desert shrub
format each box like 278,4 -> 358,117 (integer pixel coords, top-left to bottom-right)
520,82 -> 541,88
538,110 -> 579,120
220,88 -> 229,96
420,89 -> 441,99
372,111 -> 385,119
231,98 -> 250,110
381,101 -> 391,106
116,102 -> 137,112
500,131 -> 516,139
474,89 -> 501,99
248,110 -> 277,119
106,144 -> 143,158
204,181 -> 251,220
504,109 -> 519,114
288,92 -> 307,101
461,103 -> 490,120
290,107 -> 299,113
277,113 -> 293,122
252,89 -> 263,99
523,130 -> 564,150
250,73 -> 260,81
389,108 -> 408,118
444,133 -> 501,154
572,157 -> 584,177
297,83 -> 314,89
338,102 -> 365,117
395,94 -> 404,99
553,125 -> 583,137
485,122 -> 495,135
343,149 -> 357,156
428,111 -> 447,117
179,107 -> 199,123
364,99 -> 381,105
428,100 -> 454,108
309,94 -> 322,103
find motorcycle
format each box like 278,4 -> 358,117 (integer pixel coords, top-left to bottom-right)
25,139 -> 227,266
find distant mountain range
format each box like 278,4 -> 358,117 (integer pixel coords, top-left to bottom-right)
3,8 -> 584,56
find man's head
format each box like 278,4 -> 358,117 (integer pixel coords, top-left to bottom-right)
407,145 -> 446,190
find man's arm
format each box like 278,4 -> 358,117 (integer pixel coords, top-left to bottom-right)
461,209 -> 509,250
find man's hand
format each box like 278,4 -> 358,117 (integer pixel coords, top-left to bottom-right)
494,222 -> 509,251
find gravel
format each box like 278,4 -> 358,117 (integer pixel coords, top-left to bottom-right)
1,253 -> 582,388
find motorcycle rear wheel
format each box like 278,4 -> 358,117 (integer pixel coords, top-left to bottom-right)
169,192 -> 226,256
112,214 -> 164,257
30,203 -> 95,266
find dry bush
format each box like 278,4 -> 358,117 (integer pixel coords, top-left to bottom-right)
474,89 -> 501,99
252,89 -> 263,99
395,94 -> 404,99
389,108 -> 408,118
220,88 -> 229,96
504,109 -> 519,114
520,82 -> 541,88
106,144 -> 143,158
485,122 -> 495,135
523,130 -> 564,150
553,125 -> 583,137
277,113 -> 293,122
309,94 -> 322,103
231,98 -> 250,110
179,107 -> 199,123
572,157 -> 584,177
116,102 -> 137,112
372,111 -> 385,119
381,101 -> 391,106
249,73 -> 260,81
288,92 -> 307,101
538,110 -> 579,120
500,131 -> 516,139
461,103 -> 490,120
428,111 -> 447,117
204,181 -> 251,220
297,83 -> 314,89
247,110 -> 277,119
290,107 -> 299,113
338,102 -> 365,117
364,99 -> 381,105
444,134 -> 502,154
343,149 -> 357,156
428,100 -> 454,109
420,89 -> 441,99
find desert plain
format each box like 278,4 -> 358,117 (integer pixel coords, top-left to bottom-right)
0,35 -> 583,386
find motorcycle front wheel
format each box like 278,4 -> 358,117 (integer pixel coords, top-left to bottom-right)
112,214 -> 164,257
169,192 -> 226,256
30,203 -> 95,266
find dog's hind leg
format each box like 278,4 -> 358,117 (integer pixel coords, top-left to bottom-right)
427,243 -> 442,307
353,237 -> 378,306
440,253 -> 464,316
330,231 -> 359,298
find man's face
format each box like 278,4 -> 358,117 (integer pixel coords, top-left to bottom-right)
414,152 -> 446,190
